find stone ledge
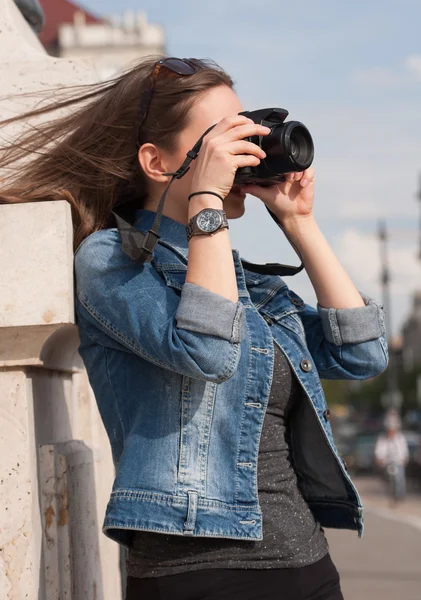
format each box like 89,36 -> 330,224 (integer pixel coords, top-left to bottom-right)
0,201 -> 75,365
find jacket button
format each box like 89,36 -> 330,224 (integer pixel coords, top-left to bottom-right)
300,359 -> 312,372
323,409 -> 331,421
263,314 -> 273,325
291,297 -> 303,306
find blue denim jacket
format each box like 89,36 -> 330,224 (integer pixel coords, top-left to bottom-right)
74,209 -> 388,548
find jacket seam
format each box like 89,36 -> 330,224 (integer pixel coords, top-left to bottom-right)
77,293 -> 229,384
273,336 -> 362,506
103,346 -> 126,439
103,523 -> 263,542
219,341 -> 241,380
235,315 -> 253,503
109,489 -> 260,510
278,319 -> 342,373
230,302 -> 243,343
254,280 -> 287,310
328,308 -> 342,346
379,335 -> 389,368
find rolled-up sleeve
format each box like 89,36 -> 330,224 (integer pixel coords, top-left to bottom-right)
74,234 -> 246,383
317,293 -> 386,346
299,290 -> 388,380
176,283 -> 246,343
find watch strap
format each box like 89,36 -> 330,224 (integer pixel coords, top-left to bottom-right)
186,208 -> 228,241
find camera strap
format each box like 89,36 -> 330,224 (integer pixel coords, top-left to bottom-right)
241,207 -> 305,276
112,127 -> 304,276
112,125 -> 214,262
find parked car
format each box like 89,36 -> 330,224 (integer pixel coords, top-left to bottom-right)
345,432 -> 380,474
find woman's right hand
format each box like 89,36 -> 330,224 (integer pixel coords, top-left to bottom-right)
189,115 -> 271,200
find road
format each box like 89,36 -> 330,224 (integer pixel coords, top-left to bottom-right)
327,476 -> 421,600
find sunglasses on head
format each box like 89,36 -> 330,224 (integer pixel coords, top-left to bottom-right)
136,57 -> 202,146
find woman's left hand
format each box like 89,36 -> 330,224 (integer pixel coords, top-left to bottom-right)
239,167 -> 315,226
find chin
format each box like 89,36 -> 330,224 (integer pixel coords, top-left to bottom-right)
224,190 -> 246,219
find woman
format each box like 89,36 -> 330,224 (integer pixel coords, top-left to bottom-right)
0,55 -> 388,600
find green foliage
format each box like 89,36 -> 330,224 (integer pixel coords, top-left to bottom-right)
321,365 -> 421,413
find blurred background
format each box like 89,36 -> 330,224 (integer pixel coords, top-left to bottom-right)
22,0 -> 421,598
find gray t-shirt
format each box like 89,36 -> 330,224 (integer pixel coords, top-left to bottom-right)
126,341 -> 329,578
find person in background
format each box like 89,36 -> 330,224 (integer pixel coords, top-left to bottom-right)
375,411 -> 409,503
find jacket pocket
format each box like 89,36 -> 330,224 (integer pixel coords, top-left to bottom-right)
277,313 -> 306,341
157,265 -> 187,292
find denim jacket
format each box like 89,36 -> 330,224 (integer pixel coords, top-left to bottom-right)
74,208 -> 388,548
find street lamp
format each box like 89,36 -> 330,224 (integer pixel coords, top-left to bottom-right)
378,220 -> 402,409
418,173 -> 421,262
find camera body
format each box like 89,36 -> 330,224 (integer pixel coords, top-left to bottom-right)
234,108 -> 314,187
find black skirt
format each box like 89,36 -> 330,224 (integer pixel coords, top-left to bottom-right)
125,553 -> 343,600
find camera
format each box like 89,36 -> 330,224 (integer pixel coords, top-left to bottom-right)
234,108 -> 314,186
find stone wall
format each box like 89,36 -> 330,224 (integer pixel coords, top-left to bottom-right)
0,1 -> 122,598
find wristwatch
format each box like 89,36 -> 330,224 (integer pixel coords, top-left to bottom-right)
186,208 -> 229,241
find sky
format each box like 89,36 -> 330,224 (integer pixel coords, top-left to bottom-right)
83,0 -> 421,336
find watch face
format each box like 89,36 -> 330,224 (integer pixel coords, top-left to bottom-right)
197,209 -> 223,233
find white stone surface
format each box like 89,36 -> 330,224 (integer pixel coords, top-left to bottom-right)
0,1 -> 122,597
0,201 -> 74,328
0,369 -> 41,600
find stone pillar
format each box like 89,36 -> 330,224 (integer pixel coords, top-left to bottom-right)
0,1 -> 122,598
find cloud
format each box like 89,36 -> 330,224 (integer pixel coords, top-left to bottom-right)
298,103 -> 421,223
405,54 -> 421,82
353,54 -> 421,88
333,228 -> 420,332
353,67 -> 402,87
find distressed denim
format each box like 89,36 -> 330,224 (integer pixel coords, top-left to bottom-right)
74,209 -> 388,548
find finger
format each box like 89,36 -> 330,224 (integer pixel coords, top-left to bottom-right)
239,183 -> 275,203
227,140 -> 266,159
220,123 -> 271,143
234,155 -> 262,169
300,167 -> 315,187
284,172 -> 302,183
302,167 -> 315,180
278,176 -> 296,193
209,115 -> 255,136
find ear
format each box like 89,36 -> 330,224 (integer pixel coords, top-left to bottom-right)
138,143 -> 171,183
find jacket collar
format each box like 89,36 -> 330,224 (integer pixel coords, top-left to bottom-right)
134,208 -> 245,264
134,208 -> 190,259
133,209 -> 253,278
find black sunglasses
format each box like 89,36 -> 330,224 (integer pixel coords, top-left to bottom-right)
136,57 -> 201,146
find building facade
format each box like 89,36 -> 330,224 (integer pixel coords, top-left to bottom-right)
39,0 -> 165,79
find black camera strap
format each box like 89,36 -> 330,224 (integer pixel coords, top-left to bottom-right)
112,127 -> 304,276
241,207 -> 305,276
112,125 -> 214,262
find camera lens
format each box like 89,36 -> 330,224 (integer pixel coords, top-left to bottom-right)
290,136 -> 299,159
260,119 -> 314,177
288,126 -> 312,166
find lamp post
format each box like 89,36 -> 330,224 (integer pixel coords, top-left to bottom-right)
378,220 -> 402,409
418,174 -> 421,263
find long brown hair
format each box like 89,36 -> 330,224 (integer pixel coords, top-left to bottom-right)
0,55 -> 233,250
